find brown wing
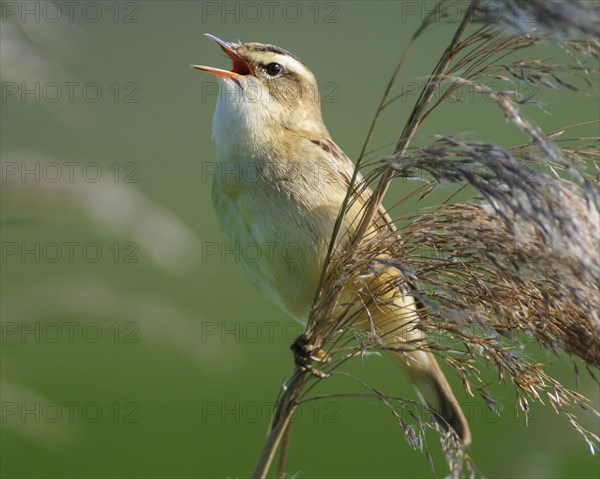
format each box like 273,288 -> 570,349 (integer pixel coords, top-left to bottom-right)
309,137 -> 396,234
316,136 -> 430,313
306,136 -> 471,445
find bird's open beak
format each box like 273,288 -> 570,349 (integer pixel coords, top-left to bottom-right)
192,34 -> 253,78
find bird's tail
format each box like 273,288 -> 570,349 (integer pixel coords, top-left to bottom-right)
358,277 -> 472,445
391,347 -> 471,445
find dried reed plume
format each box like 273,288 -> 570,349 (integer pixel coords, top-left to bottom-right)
253,1 -> 600,477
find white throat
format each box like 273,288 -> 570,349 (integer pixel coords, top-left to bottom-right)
211,78 -> 272,162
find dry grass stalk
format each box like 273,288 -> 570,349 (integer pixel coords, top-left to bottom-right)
253,1 -> 600,476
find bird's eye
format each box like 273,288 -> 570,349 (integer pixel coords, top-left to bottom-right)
265,62 -> 283,76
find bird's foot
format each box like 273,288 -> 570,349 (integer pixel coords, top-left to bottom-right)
291,334 -> 331,379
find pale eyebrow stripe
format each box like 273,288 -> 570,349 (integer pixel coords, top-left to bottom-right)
245,43 -> 306,66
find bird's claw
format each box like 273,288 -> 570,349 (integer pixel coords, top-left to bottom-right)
291,334 -> 331,379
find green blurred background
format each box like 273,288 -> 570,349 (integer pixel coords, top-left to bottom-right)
1,1 -> 598,477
